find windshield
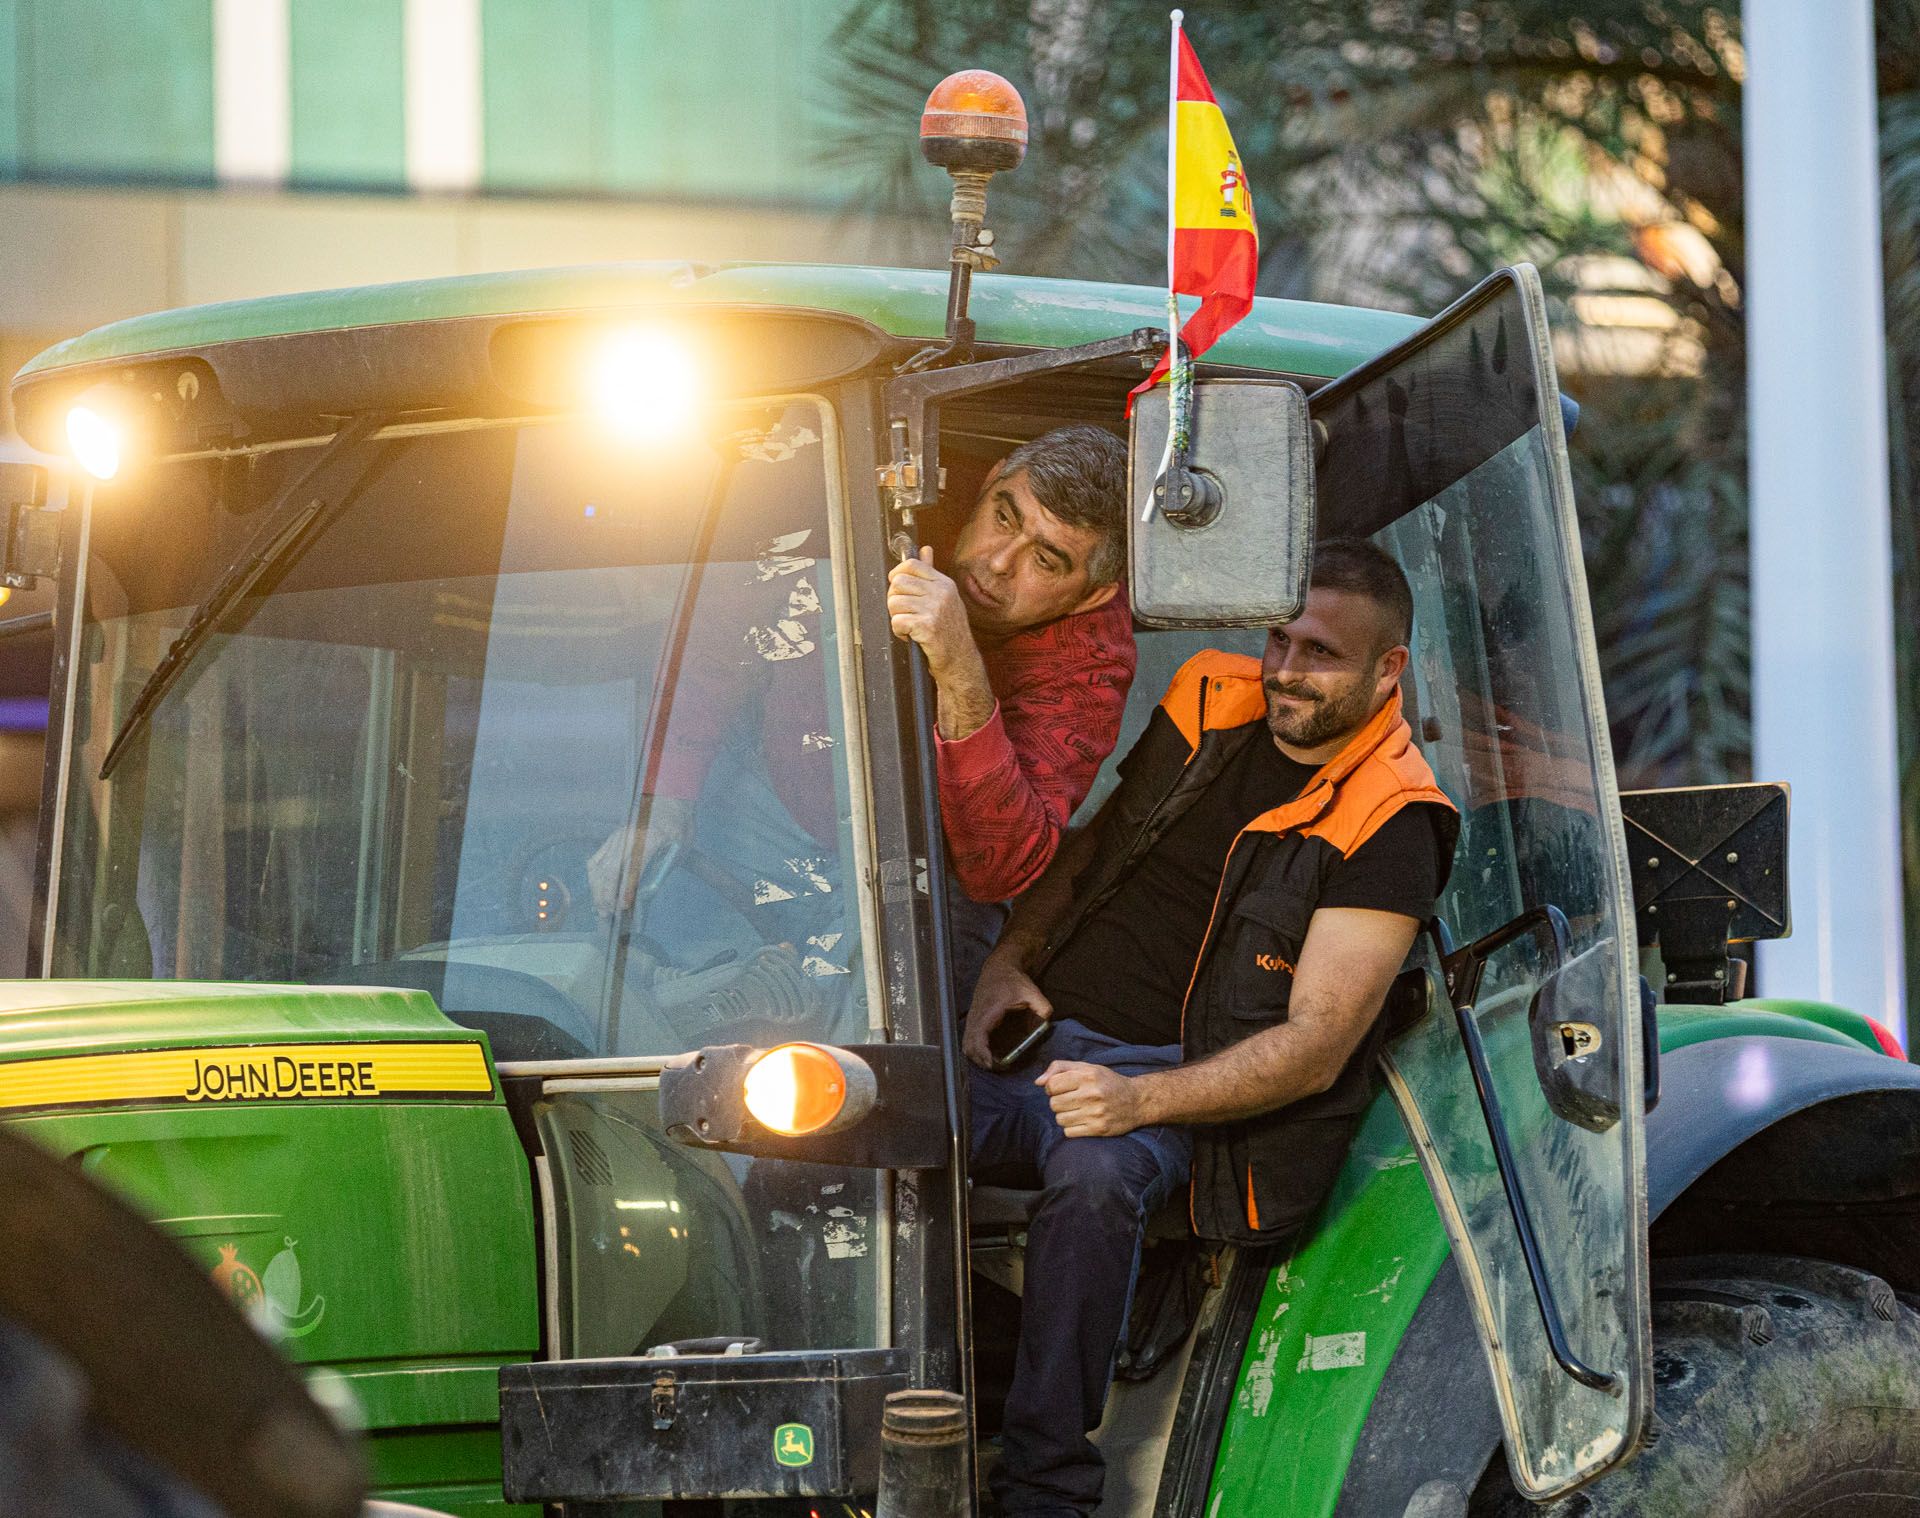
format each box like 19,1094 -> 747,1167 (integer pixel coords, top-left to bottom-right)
51,401 -> 877,1064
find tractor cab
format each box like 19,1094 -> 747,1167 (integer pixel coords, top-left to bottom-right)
12,59 -> 1920,1518
2,232 -> 1660,1512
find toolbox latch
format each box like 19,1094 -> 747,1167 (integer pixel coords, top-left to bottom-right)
650,1370 -> 678,1431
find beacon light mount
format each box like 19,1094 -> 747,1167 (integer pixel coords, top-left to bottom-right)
905,69 -> 1030,371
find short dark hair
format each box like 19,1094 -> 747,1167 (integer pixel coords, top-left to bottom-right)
994,425 -> 1129,586
1309,538 -> 1414,652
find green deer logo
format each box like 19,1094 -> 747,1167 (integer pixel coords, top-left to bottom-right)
774,1422 -> 814,1467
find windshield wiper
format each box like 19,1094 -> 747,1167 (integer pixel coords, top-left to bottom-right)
99,412 -> 389,780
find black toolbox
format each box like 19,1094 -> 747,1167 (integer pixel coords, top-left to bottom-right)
500,1346 -> 910,1501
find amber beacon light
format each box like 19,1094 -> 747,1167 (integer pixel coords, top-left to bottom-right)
919,69 -> 1028,173
914,70 -> 1029,356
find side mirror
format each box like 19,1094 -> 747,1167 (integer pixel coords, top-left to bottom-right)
1126,377 -> 1316,628
1621,782 -> 1790,1004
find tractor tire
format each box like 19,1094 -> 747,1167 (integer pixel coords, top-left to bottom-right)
1470,1255 -> 1920,1516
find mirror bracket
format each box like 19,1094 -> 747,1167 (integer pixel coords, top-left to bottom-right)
1650,897 -> 1739,1005
1154,464 -> 1223,527
879,328 -> 1165,517
0,463 -> 59,589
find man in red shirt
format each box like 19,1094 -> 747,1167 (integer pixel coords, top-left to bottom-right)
885,426 -> 1137,990
588,424 -> 1133,1035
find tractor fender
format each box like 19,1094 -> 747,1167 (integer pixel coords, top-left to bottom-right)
1331,1035 -> 1920,1518
1641,1031 -> 1920,1212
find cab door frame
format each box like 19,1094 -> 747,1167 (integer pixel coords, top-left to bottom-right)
1317,264 -> 1651,1499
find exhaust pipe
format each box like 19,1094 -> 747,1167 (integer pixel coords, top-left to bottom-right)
874,1388 -> 968,1518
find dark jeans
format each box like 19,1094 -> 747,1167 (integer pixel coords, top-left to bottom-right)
968,1021 -> 1190,1516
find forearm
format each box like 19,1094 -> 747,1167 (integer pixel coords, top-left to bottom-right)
930,643 -> 996,741
1130,1021 -> 1340,1126
1129,909 -> 1419,1127
937,714 -> 1071,901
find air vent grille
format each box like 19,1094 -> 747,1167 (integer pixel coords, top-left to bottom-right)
567,1128 -> 613,1186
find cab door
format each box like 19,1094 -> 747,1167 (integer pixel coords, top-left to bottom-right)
1315,266 -> 1650,1498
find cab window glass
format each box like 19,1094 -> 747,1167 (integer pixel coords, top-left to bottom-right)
56,402 -> 875,1062
1380,420 -> 1642,1493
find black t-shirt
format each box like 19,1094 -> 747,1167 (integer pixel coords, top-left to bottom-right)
1040,731 -> 1449,1048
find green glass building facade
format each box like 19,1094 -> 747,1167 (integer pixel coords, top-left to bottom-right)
0,0 -> 860,201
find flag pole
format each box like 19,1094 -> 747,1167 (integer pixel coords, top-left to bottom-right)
1165,9 -> 1181,308
1145,8 -> 1184,522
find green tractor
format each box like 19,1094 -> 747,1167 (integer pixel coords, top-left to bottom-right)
4,90 -> 1920,1518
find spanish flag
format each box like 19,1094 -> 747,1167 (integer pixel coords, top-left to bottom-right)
1129,20 -> 1258,409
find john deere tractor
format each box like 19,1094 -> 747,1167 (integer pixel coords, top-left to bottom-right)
2,70 -> 1919,1518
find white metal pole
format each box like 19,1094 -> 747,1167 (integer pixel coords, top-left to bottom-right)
405,0 -> 483,193
1144,9 -> 1185,522
1744,0 -> 1907,1039
213,0 -> 290,185
1166,10 -> 1181,297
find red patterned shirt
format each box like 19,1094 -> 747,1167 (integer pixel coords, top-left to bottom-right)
934,592 -> 1137,902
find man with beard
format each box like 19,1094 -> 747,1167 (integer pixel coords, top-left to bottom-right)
963,539 -> 1458,1517
886,425 -> 1136,991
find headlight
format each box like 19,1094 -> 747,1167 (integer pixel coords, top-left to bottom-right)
589,328 -> 701,443
66,404 -> 123,481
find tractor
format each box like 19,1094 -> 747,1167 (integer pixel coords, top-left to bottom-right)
2,68 -> 1919,1518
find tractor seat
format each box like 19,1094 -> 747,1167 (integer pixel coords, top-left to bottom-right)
969,1183 -> 1192,1243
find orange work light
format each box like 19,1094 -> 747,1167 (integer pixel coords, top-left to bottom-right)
742,1043 -> 877,1137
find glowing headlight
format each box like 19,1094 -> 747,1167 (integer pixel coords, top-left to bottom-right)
590,329 -> 700,442
742,1043 -> 876,1137
66,405 -> 122,481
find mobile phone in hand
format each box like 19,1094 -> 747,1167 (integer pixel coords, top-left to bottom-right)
987,1005 -> 1052,1072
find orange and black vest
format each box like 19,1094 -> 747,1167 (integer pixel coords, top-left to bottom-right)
1036,651 -> 1458,1245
